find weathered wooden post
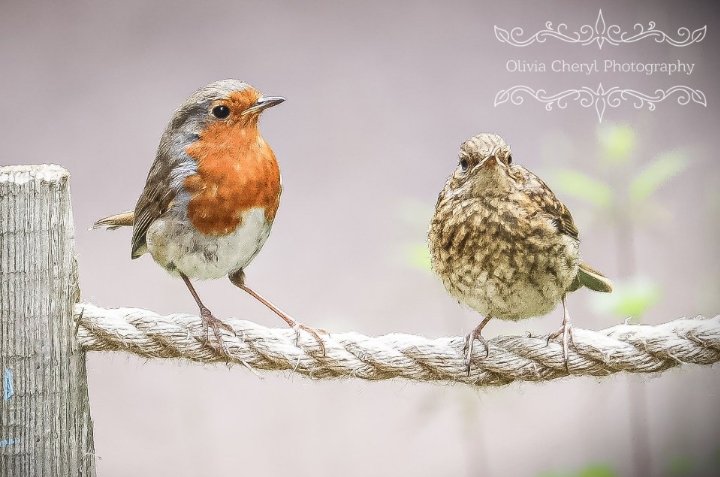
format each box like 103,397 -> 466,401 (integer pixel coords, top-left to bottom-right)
0,165 -> 95,476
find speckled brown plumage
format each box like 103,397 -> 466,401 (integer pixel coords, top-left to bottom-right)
429,133 -> 612,371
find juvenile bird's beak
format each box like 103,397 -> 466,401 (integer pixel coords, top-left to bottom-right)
243,96 -> 285,115
475,155 -> 500,172
477,146 -> 504,170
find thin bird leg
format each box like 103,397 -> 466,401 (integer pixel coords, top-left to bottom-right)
229,270 -> 326,355
463,315 -> 493,375
546,294 -> 574,370
180,273 -> 235,350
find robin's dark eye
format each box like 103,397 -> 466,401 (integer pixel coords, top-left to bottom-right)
507,154 -> 513,164
459,158 -> 469,172
212,105 -> 230,119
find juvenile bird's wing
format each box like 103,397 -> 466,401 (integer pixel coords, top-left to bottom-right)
575,262 -> 613,292
515,166 -> 578,240
516,166 -> 613,293
131,147 -> 178,259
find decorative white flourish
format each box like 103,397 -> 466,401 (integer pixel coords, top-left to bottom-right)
493,84 -> 707,122
494,10 -> 706,49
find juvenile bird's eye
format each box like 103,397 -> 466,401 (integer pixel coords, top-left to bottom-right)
459,158 -> 469,172
212,105 -> 230,119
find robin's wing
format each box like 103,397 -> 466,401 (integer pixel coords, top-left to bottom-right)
516,166 -> 579,240
131,152 -> 177,259
93,211 -> 135,229
548,199 -> 578,240
577,262 -> 613,292
516,166 -> 614,294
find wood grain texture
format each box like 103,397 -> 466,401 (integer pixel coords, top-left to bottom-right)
0,165 -> 95,476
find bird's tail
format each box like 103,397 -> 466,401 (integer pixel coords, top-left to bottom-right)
573,262 -> 613,293
92,211 -> 135,230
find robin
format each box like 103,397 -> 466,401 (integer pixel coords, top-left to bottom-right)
429,133 -> 612,372
94,79 -> 324,352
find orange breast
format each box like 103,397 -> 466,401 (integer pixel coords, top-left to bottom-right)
184,121 -> 281,236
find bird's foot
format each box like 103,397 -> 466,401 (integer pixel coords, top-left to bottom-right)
462,329 -> 489,376
200,307 -> 235,354
546,322 -> 575,370
289,321 -> 327,356
231,275 -> 327,356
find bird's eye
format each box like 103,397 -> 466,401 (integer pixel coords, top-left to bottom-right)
459,158 -> 469,172
507,154 -> 513,164
212,105 -> 230,119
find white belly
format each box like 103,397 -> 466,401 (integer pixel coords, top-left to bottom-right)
145,207 -> 272,280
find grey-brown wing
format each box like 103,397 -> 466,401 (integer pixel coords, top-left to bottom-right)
548,198 -> 579,240
518,166 -> 579,240
131,156 -> 177,259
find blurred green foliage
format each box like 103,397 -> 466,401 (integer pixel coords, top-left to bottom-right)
667,455 -> 695,476
552,123 -> 689,324
538,463 -> 617,477
598,124 -> 635,166
396,199 -> 433,273
592,277 -> 661,319
403,242 -> 431,272
554,124 -> 689,220
629,151 -> 688,204
577,465 -> 617,477
553,171 -> 613,209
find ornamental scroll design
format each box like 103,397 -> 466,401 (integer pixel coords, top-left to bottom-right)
493,84 -> 707,122
494,10 -> 706,49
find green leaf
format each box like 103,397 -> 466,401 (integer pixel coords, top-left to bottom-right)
578,464 -> 617,477
629,151 -> 688,203
402,243 -> 432,272
667,455 -> 694,476
598,124 -> 635,166
552,170 -> 614,209
592,277 -> 662,320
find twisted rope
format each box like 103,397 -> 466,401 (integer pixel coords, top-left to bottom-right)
75,304 -> 720,386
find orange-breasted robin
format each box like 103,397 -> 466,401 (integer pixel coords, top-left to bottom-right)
94,79 -> 323,352
429,133 -> 612,372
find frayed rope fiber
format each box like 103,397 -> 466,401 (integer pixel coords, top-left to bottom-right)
75,304 -> 720,386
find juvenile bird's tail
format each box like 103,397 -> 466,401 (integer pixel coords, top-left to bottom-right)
92,211 -> 135,230
572,262 -> 613,293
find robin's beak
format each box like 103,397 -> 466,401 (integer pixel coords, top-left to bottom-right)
475,146 -> 505,172
476,154 -> 500,171
243,96 -> 285,115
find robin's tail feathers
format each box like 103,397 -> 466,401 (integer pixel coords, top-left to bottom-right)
92,211 -> 135,230
576,262 -> 613,293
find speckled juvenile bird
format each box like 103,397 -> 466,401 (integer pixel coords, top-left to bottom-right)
94,79 -> 323,352
429,133 -> 612,371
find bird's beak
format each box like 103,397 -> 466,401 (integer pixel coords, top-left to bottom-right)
243,96 -> 285,115
476,154 -> 500,171
476,147 -> 505,171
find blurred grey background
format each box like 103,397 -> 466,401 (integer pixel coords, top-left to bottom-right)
1,0 -> 719,476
